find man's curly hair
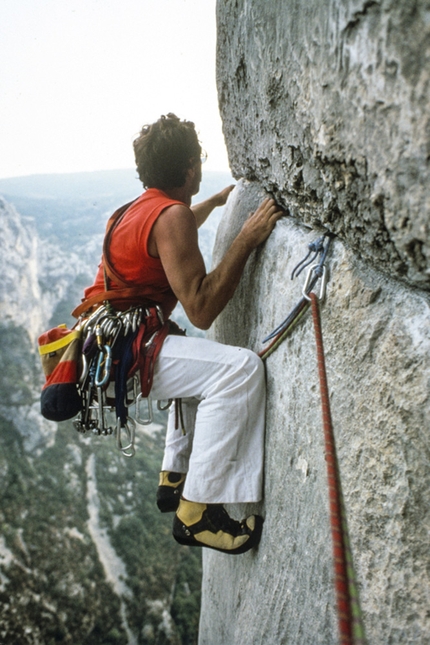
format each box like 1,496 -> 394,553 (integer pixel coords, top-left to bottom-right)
133,113 -> 202,189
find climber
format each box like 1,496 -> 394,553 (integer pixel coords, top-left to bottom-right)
81,113 -> 283,554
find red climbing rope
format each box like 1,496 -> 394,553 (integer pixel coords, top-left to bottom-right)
310,292 -> 353,645
260,237 -> 366,644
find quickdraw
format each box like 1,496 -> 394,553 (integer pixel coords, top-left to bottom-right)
260,232 -> 366,645
74,304 -> 165,458
259,232 -> 333,360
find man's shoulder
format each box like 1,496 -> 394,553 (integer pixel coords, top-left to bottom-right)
153,202 -> 198,249
158,202 -> 195,225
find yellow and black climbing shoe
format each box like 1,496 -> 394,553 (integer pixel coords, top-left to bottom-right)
156,471 -> 186,512
172,499 -> 263,554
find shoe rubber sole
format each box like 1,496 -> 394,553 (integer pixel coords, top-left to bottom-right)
172,515 -> 264,555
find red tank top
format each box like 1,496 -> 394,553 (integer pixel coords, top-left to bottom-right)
83,188 -> 186,319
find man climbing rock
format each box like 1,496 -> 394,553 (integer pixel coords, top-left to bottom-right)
82,113 -> 283,554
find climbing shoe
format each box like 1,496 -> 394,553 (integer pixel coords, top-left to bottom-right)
156,471 -> 186,512
172,499 -> 264,555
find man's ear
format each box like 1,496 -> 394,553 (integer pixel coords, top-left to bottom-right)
185,165 -> 196,183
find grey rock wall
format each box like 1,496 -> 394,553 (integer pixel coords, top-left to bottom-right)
201,180 -> 430,644
216,0 -> 430,289
202,1 -> 430,640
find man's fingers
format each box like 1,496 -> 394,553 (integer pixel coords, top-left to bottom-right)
256,199 -> 284,221
244,197 -> 284,244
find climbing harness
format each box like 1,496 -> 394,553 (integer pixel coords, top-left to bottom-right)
74,303 -> 168,458
260,233 -> 366,645
39,197 -> 185,457
67,198 -> 178,457
38,305 -> 167,457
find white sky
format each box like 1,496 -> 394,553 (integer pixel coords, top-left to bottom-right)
0,0 -> 230,179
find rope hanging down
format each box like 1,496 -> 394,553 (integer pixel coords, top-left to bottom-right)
310,293 -> 366,645
259,233 -> 366,645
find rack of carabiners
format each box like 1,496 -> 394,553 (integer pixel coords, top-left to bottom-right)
259,232 -> 334,360
74,304 -> 156,457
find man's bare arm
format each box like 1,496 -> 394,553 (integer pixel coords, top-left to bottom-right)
152,197 -> 283,330
191,185 -> 235,228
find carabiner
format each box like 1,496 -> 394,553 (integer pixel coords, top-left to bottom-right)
116,417 -> 136,458
95,344 -> 112,387
122,313 -> 131,337
291,235 -> 326,280
95,323 -> 104,349
302,264 -> 327,301
135,393 -> 154,425
157,399 -> 173,411
156,305 -> 164,326
82,304 -> 108,334
79,353 -> 89,385
131,308 -> 141,332
97,386 -> 112,435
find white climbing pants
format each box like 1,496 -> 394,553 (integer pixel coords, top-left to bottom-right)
150,335 -> 266,504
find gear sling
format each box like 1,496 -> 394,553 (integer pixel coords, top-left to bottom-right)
38,199 -> 171,456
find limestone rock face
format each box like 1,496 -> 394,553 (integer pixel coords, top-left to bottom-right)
0,197 -> 99,454
208,4 -> 430,640
201,180 -> 430,644
0,196 -> 97,343
0,198 -> 45,340
216,0 -> 430,289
